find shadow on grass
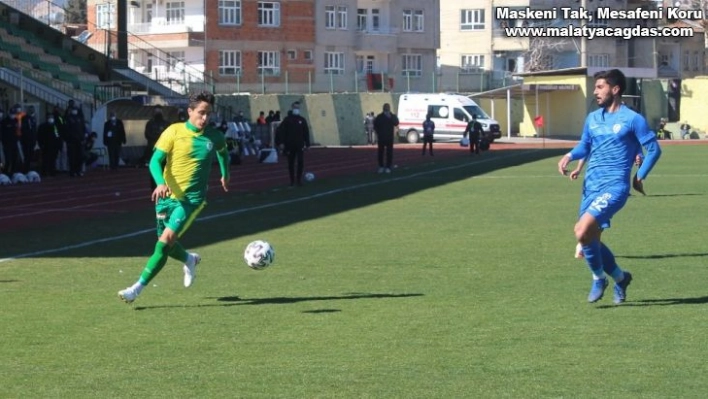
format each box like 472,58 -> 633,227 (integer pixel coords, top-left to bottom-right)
302,309 -> 341,314
0,279 -> 19,283
641,193 -> 704,198
617,252 -> 708,260
133,292 -> 423,311
597,296 -> 708,308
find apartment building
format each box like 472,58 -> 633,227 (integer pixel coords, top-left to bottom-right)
315,0 -> 440,93
83,0 -> 440,94
657,0 -> 707,78
438,0 -> 658,92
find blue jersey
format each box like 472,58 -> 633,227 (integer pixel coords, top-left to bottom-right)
577,105 -> 655,194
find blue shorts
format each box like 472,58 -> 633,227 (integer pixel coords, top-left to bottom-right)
578,190 -> 628,230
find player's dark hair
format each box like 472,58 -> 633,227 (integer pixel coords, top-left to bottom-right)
593,69 -> 626,96
188,91 -> 215,109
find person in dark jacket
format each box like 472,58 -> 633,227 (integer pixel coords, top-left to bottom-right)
275,101 -> 310,186
20,105 -> 38,173
37,113 -> 62,177
1,107 -> 20,175
144,106 -> 169,189
463,114 -> 483,155
63,106 -> 86,177
103,112 -> 127,170
373,103 -> 399,173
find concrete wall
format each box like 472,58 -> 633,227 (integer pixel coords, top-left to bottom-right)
476,97 -> 524,137
215,92 -> 397,146
518,75 -> 589,138
678,77 -> 708,134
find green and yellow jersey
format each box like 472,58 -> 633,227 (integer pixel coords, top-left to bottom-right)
151,121 -> 229,204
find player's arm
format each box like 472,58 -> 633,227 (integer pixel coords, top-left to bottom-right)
558,121 -> 591,175
216,138 -> 230,192
149,149 -> 167,185
634,115 -> 662,181
569,157 -> 587,180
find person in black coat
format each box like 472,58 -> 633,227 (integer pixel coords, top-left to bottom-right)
275,101 -> 311,186
20,105 -> 38,173
63,106 -> 86,177
373,103 -> 399,173
37,113 -> 62,177
103,112 -> 127,170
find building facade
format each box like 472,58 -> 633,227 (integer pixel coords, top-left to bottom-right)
438,0 -> 659,93
83,0 -> 440,94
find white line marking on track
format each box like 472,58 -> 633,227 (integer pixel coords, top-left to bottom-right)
0,150 -> 538,263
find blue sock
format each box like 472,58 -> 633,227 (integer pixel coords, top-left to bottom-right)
582,240 -> 605,280
600,242 -> 625,282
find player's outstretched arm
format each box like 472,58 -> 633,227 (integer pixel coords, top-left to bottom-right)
216,147 -> 230,192
149,150 -> 170,201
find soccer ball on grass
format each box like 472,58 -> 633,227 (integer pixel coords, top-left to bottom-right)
244,240 -> 275,270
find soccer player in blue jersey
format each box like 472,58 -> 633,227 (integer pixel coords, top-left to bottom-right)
557,69 -> 662,304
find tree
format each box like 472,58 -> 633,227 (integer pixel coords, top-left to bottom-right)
64,0 -> 87,24
522,37 -> 570,72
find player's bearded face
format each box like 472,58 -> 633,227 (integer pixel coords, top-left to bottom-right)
593,79 -> 616,108
188,102 -> 212,130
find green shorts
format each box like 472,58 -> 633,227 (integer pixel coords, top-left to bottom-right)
155,197 -> 205,238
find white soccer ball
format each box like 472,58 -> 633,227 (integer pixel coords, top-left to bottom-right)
26,171 -> 41,183
244,240 -> 275,270
304,172 -> 315,182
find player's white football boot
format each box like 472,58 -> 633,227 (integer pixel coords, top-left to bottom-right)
118,287 -> 138,303
183,253 -> 201,288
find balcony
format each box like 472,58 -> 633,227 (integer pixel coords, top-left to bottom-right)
128,19 -> 204,35
354,27 -> 399,53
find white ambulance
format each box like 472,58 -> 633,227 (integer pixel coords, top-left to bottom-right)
396,93 -> 501,144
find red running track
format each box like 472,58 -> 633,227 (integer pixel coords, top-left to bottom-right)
0,143 -> 496,233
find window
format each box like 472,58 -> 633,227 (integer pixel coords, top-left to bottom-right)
96,3 -> 115,29
258,2 -> 280,27
218,0 -> 241,25
460,9 -> 484,30
167,51 -> 185,72
325,5 -> 335,29
258,51 -> 280,75
145,3 -> 153,23
337,6 -> 347,29
304,50 -> 313,60
429,105 -> 449,119
588,54 -> 609,67
453,108 -> 468,122
403,9 -> 424,32
401,54 -> 422,77
460,54 -> 485,72
682,51 -> 689,71
287,50 -> 297,60
357,9 -> 367,31
371,9 -> 380,31
219,51 -> 241,76
166,2 -> 185,25
324,52 -> 345,74
587,19 -> 609,28
693,51 -> 701,71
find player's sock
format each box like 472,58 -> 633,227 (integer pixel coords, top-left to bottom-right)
138,241 -> 171,285
582,240 -> 606,280
130,281 -> 145,295
169,241 -> 189,263
600,242 -> 625,282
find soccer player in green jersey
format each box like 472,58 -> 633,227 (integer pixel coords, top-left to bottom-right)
118,91 -> 230,303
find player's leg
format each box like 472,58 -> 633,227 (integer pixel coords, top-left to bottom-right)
576,192 -> 628,303
168,201 -> 205,288
377,142 -> 385,172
